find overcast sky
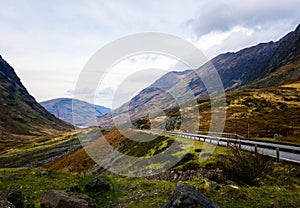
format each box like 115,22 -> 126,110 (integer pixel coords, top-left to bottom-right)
0,0 -> 299,108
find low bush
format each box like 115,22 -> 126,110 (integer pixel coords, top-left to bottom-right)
217,145 -> 271,186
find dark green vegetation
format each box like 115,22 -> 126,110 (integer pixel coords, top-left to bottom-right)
40,98 -> 111,126
117,133 -> 173,157
0,168 -> 177,208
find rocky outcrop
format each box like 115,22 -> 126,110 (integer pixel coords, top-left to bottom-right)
41,190 -> 98,208
85,177 -> 110,192
163,184 -> 221,208
146,168 -> 227,184
0,198 -> 16,208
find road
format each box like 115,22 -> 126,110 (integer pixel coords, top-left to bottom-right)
140,130 -> 300,163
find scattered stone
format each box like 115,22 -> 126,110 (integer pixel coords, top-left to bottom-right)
66,186 -> 81,193
229,185 -> 239,189
35,170 -> 49,177
0,198 -> 16,208
0,189 -> 23,208
0,173 -> 5,179
163,183 -> 221,208
146,169 -> 229,184
204,181 -> 221,190
85,177 -> 110,192
41,190 -> 98,208
273,133 -> 283,140
86,164 -> 106,175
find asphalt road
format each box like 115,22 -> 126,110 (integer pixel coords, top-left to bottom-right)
140,130 -> 300,163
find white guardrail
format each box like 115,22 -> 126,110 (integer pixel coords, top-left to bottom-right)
139,129 -> 300,163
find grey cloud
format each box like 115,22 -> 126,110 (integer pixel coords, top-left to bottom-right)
97,87 -> 115,97
205,22 -> 299,59
187,0 -> 300,37
66,89 -> 75,96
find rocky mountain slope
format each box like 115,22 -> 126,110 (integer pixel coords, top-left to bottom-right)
0,55 -> 73,139
41,98 -> 111,127
98,24 -> 300,127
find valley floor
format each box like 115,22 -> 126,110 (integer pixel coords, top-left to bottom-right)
0,128 -> 299,207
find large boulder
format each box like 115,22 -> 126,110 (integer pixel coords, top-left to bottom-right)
0,189 -> 23,208
41,190 -> 98,208
163,184 -> 221,208
85,177 -> 110,192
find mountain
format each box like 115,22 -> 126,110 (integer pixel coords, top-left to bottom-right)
98,24 -> 300,127
0,55 -> 73,138
41,98 -> 111,127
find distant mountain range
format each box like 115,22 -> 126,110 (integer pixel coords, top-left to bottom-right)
40,98 -> 111,127
0,55 -> 73,138
98,24 -> 300,127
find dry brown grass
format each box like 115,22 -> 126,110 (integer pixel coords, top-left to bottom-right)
44,129 -> 131,173
43,148 -> 95,173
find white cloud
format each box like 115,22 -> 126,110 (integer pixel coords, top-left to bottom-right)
0,0 -> 299,108
95,54 -> 178,108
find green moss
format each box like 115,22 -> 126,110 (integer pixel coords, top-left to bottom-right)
0,168 -> 94,207
0,168 -> 177,208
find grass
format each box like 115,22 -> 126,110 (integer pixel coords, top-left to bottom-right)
0,168 -> 94,207
97,175 -> 175,207
0,132 -> 78,157
1,164 -> 299,208
1,130 -> 299,207
148,79 -> 300,144
0,167 -> 175,208
207,185 -> 299,208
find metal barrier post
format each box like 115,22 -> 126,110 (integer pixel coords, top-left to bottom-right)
276,147 -> 280,162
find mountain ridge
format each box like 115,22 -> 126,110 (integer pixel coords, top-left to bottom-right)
97,24 -> 300,127
0,56 -> 73,137
41,98 -> 111,127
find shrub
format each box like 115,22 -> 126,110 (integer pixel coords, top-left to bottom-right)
217,144 -> 271,186
181,161 -> 200,171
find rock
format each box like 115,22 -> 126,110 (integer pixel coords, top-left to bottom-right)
0,189 -> 23,208
0,198 -> 16,208
66,186 -> 81,193
204,181 -> 221,191
163,184 -> 221,208
35,170 -> 49,177
41,190 -> 98,208
85,177 -> 110,192
0,173 -> 5,179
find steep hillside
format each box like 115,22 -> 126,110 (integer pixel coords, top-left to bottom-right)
0,55 -> 73,147
98,24 -> 300,127
150,76 -> 300,142
41,98 -> 111,126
